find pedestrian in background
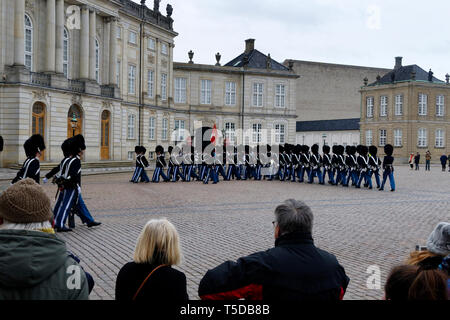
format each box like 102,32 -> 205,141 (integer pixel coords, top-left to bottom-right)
414,152 -> 420,171
425,151 -> 431,171
440,154 -> 448,172
408,153 -> 414,170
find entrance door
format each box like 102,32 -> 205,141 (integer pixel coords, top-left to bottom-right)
100,110 -> 110,160
32,102 -> 46,161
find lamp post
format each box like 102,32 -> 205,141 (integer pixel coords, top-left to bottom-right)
70,112 -> 78,137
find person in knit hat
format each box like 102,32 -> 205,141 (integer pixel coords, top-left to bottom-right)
0,179 -> 89,300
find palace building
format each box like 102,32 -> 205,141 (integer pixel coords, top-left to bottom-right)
0,0 -> 298,167
360,57 -> 450,162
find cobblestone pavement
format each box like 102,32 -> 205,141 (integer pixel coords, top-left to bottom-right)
2,165 -> 449,300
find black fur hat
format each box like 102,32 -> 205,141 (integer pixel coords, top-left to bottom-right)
323,145 -> 331,154
345,145 -> 351,155
294,144 -> 302,155
303,145 -> 310,153
141,146 -> 147,154
361,145 -> 368,156
311,144 -> 319,154
155,145 -> 164,154
350,145 -> 357,155
332,145 -> 337,154
336,145 -> 343,155
279,144 -> 284,153
61,139 -> 72,157
384,144 -> 393,156
24,134 -> 46,157
168,146 -> 173,154
356,144 -> 363,155
135,146 -> 140,153
369,145 -> 377,156
72,134 -> 86,152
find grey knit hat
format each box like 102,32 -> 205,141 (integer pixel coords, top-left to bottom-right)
426,222 -> 450,256
0,179 -> 52,223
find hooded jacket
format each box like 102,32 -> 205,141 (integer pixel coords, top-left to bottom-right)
199,232 -> 349,300
0,229 -> 89,300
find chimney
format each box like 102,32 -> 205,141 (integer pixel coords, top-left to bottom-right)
394,57 -> 402,70
245,39 -> 255,54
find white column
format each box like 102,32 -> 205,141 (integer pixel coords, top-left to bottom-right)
89,9 -> 96,81
46,0 -> 56,72
103,18 -> 111,84
14,0 -> 25,66
79,6 -> 89,79
109,18 -> 117,85
55,0 -> 64,74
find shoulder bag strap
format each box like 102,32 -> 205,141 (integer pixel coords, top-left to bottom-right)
132,264 -> 168,301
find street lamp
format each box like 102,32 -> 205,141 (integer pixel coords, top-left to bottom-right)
70,112 -> 78,137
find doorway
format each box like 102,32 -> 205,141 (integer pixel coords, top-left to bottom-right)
32,102 -> 46,161
100,110 -> 110,160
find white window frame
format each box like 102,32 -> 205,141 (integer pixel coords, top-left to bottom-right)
274,123 -> 286,144
394,129 -> 402,147
128,65 -> 136,94
435,129 -> 444,148
395,94 -> 403,116
174,120 -> 186,142
275,84 -> 286,108
162,118 -> 168,141
225,81 -> 236,106
128,31 -> 137,45
63,28 -> 69,78
252,83 -> 264,107
225,122 -> 236,145
127,113 -> 136,140
366,97 -> 374,118
95,38 -> 100,83
418,93 -> 428,116
380,96 -> 388,117
252,123 -> 262,143
200,80 -> 212,105
147,70 -> 154,98
365,130 -> 373,146
161,43 -> 168,55
175,77 -> 187,104
149,117 -> 156,141
418,128 -> 427,147
379,129 -> 387,147
161,73 -> 167,101
436,95 -> 445,117
148,38 -> 155,50
25,14 -> 33,70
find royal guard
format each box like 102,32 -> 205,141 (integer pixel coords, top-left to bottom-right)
152,145 -> 169,183
368,146 -> 382,189
322,145 -> 335,185
308,144 -> 324,184
12,134 -> 46,185
379,144 -> 395,192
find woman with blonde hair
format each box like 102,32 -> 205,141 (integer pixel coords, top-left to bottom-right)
115,218 -> 188,301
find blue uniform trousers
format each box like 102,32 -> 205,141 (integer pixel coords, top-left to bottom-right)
203,167 -> 219,184
54,188 -> 78,229
152,167 -> 169,182
380,170 -> 395,191
308,168 -> 324,184
323,168 -> 336,184
369,170 -> 381,188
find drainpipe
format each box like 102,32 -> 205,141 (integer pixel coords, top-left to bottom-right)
138,4 -> 145,145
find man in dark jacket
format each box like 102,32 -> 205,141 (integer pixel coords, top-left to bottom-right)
440,154 -> 448,172
198,199 -> 350,300
414,152 -> 420,170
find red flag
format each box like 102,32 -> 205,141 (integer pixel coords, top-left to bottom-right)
211,124 -> 218,145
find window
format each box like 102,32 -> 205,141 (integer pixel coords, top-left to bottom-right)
274,123 -> 286,144
436,95 -> 445,116
161,43 -> 168,55
63,28 -> 69,78
380,96 -> 388,116
128,65 -> 136,94
418,128 -> 427,147
252,83 -> 264,107
127,114 -> 136,139
365,130 -> 373,146
200,80 -> 212,104
435,129 -> 444,148
379,129 -> 387,146
395,94 -> 403,116
394,129 -> 402,147
147,70 -> 154,98
174,120 -> 185,141
418,94 -> 428,115
116,60 -> 121,88
161,73 -> 167,101
129,31 -> 137,45
225,82 -> 236,106
275,84 -> 286,108
148,38 -> 155,50
149,117 -> 155,140
162,118 -> 168,140
225,122 -> 236,145
117,26 -> 121,39
25,14 -> 33,70
95,38 -> 100,83
252,123 -> 262,143
127,151 -> 134,160
366,97 -> 374,118
175,77 -> 187,103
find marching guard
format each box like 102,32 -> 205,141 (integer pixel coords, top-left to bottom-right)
379,144 -> 395,192
12,134 -> 46,185
368,145 -> 382,189
152,146 -> 169,182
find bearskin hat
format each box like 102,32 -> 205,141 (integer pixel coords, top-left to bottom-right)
155,145 -> 164,154
384,144 -> 393,156
323,145 -> 331,154
332,145 -> 337,154
168,146 -> 173,154
61,138 -> 72,157
135,146 -> 140,153
345,145 -> 351,155
294,144 -> 301,155
72,134 -> 86,151
350,145 -> 357,155
311,144 -> 319,154
369,145 -> 377,156
279,144 -> 284,153
303,145 -> 310,153
141,146 -> 147,154
24,134 -> 46,157
361,145 -> 368,156
356,145 -> 363,155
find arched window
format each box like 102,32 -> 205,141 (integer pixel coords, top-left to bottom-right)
95,38 -> 100,83
24,14 -> 33,70
63,28 -> 69,78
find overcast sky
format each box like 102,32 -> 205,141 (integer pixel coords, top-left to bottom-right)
133,0 -> 450,79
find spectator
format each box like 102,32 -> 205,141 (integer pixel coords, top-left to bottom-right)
408,153 -> 414,170
198,199 -> 350,300
115,218 -> 188,301
425,151 -> 431,171
440,154 -> 448,172
0,179 -> 89,300
414,152 -> 420,170
385,265 -> 448,300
